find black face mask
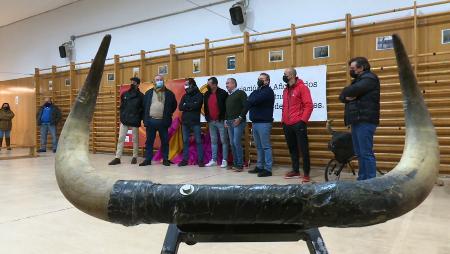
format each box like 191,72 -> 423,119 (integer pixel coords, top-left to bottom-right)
44,102 -> 52,107
257,79 -> 265,87
282,75 -> 290,83
349,70 -> 358,78
2,106 -> 8,110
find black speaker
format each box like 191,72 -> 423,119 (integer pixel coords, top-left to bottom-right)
229,5 -> 244,25
59,45 -> 67,58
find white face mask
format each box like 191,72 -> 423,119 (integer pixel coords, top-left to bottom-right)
184,85 -> 190,89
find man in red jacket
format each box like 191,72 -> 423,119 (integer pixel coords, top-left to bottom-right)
281,67 -> 314,183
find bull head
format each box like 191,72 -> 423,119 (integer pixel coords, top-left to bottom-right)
55,34 -> 439,228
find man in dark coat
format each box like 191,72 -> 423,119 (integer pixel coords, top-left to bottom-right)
140,75 -> 177,167
109,77 -> 144,165
339,57 -> 380,180
178,78 -> 204,167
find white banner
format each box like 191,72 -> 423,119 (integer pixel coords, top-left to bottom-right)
195,65 -> 327,122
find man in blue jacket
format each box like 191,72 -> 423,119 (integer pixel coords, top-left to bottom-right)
243,73 -> 275,177
36,97 -> 62,153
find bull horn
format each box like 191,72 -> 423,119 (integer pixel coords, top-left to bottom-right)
56,34 -> 439,228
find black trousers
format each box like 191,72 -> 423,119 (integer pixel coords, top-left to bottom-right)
282,122 -> 311,176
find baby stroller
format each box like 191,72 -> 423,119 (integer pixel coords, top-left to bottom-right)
324,120 -> 384,181
324,120 -> 356,181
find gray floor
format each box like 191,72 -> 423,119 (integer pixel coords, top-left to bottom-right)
0,151 -> 449,254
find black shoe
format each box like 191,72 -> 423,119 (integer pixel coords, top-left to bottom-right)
139,160 -> 152,166
131,157 -> 137,164
198,161 -> 205,167
37,149 -> 46,153
258,170 -> 272,177
178,160 -> 188,167
7,147 -> 11,151
248,167 -> 262,174
53,149 -> 57,153
163,160 -> 171,166
108,158 -> 121,165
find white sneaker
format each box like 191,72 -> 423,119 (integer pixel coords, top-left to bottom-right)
220,160 -> 228,168
206,160 -> 217,167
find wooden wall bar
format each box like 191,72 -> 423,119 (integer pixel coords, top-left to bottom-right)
33,1 -> 450,173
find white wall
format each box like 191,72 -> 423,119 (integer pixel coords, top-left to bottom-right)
1,0 -> 449,81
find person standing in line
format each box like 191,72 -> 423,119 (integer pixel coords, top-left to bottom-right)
281,67 -> 314,183
109,77 -> 144,165
37,97 -> 62,153
244,73 -> 275,177
203,77 -> 229,168
140,75 -> 177,166
224,78 -> 247,172
178,78 -> 204,167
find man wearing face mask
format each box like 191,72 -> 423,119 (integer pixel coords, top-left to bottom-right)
281,67 -> 313,183
140,75 -> 177,166
178,78 -> 204,167
339,57 -> 380,180
37,97 -> 62,153
203,77 -> 229,168
243,73 -> 275,177
224,77 -> 247,172
109,77 -> 144,165
0,103 -> 15,150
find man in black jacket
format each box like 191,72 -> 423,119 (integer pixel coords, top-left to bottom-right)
244,73 -> 275,177
203,77 -> 229,168
36,97 -> 62,153
339,57 -> 380,180
140,75 -> 177,167
178,78 -> 204,167
109,77 -> 144,165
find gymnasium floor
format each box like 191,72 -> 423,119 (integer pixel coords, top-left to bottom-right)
0,151 -> 449,254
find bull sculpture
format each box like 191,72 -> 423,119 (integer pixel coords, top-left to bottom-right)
55,34 -> 439,229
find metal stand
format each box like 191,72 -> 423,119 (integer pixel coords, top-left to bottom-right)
161,224 -> 328,254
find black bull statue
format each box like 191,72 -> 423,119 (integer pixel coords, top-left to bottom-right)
55,34 -> 439,228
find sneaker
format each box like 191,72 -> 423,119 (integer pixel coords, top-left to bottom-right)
233,166 -> 244,172
284,171 -> 301,179
7,147 -> 12,151
178,160 -> 188,167
108,158 -> 121,165
139,160 -> 152,166
198,161 -> 205,167
248,167 -> 262,174
301,176 -> 311,183
205,160 -> 217,167
37,149 -> 46,153
162,160 -> 171,166
220,160 -> 228,168
53,149 -> 57,153
258,170 -> 272,177
131,157 -> 137,164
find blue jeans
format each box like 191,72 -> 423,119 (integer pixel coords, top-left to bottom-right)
226,120 -> 245,167
351,123 -> 377,180
182,124 -> 203,162
0,130 -> 11,138
40,124 -> 57,150
208,120 -> 228,162
145,118 -> 169,161
252,123 -> 273,172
